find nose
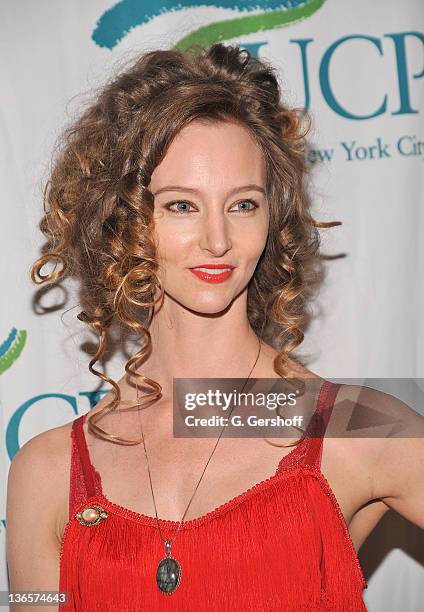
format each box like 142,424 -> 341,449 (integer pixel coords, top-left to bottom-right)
199,210 -> 232,256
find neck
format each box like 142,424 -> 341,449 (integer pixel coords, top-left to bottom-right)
135,290 -> 262,397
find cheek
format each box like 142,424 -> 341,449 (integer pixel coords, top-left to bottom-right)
154,219 -> 198,251
155,230 -> 190,268
153,218 -> 178,256
243,223 -> 269,258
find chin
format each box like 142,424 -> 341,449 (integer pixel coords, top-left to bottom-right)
168,292 -> 235,315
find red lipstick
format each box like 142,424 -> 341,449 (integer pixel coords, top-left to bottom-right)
189,264 -> 235,284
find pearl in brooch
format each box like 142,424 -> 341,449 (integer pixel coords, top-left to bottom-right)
76,504 -> 108,526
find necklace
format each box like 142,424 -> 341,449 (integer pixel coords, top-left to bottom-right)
135,337 -> 262,595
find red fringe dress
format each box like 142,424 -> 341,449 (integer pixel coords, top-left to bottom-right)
59,380 -> 368,610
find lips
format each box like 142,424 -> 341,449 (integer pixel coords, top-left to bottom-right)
189,264 -> 235,284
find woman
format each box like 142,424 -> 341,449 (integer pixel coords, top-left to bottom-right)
6,43 -> 424,611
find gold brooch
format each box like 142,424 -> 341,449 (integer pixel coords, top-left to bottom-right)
76,504 -> 108,526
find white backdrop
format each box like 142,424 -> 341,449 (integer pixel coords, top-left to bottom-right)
1,1 -> 423,610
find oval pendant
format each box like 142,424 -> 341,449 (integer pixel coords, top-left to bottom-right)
156,556 -> 182,594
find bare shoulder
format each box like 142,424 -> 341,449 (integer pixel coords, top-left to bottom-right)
323,382 -> 415,468
7,419 -> 75,545
324,383 -> 424,524
9,420 -> 73,486
322,384 -> 385,491
329,381 -> 423,448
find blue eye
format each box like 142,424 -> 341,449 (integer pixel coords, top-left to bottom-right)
231,199 -> 258,213
166,201 -> 194,214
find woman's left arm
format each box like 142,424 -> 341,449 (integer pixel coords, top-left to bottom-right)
372,434 -> 424,529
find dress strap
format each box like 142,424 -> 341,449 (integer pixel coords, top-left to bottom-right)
71,414 -> 98,499
302,381 -> 341,469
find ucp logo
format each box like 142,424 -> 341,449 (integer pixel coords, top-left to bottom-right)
92,1 -> 423,119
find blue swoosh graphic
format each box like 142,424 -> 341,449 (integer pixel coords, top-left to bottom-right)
93,0 -> 310,49
0,328 -> 17,357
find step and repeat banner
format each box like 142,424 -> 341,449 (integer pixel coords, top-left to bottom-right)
1,1 -> 423,609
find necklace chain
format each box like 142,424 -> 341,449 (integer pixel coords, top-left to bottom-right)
135,337 -> 262,546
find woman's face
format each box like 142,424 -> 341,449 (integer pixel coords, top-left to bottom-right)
148,119 -> 269,314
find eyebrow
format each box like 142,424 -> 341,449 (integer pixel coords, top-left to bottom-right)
152,184 -> 266,197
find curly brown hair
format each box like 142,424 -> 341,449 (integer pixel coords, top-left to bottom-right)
31,43 -> 340,445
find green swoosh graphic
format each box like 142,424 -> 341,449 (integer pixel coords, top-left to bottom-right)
173,0 -> 326,50
0,330 -> 27,375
